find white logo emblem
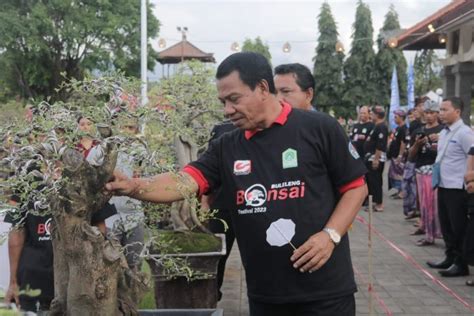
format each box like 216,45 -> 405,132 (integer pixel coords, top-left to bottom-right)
244,184 -> 267,207
45,218 -> 52,236
378,133 -> 384,139
349,143 -> 360,159
233,160 -> 251,175
362,128 -> 367,133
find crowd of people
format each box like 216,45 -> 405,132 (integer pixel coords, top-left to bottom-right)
349,96 -> 474,286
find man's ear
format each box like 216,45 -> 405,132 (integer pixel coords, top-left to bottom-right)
306,88 -> 314,102
257,80 -> 271,101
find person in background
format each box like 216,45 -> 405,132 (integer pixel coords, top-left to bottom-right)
106,117 -> 145,271
76,115 -> 116,234
274,63 -> 314,111
387,110 -> 407,199
408,100 -> 444,246
427,97 -> 474,278
350,106 -> 374,159
364,106 -> 388,212
403,100 -> 426,220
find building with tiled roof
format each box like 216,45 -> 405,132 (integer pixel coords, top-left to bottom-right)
396,0 -> 473,122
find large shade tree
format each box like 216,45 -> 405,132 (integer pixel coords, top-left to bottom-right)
0,0 -> 160,101
313,1 -> 344,113
343,0 -> 376,110
374,4 -> 407,106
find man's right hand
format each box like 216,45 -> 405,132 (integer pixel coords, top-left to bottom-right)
105,171 -> 139,197
4,282 -> 20,307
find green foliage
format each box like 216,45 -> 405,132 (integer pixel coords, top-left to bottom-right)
0,0 -> 160,101
242,37 -> 272,64
313,2 -> 344,112
374,4 -> 407,106
154,230 -> 221,254
414,49 -> 443,96
343,0 -> 376,111
147,60 -> 223,158
139,261 -> 156,309
0,101 -> 25,127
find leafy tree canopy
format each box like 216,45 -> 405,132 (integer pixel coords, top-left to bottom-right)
313,2 -> 344,113
374,4 -> 407,106
343,0 -> 376,109
0,0 -> 160,101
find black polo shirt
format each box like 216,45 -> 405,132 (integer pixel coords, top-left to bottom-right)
4,200 -> 54,303
413,124 -> 444,168
364,122 -> 389,159
387,124 -> 407,159
185,103 -> 367,303
350,121 -> 374,157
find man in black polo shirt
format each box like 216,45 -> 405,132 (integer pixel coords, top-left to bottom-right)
387,109 -> 407,198
364,106 -> 389,212
106,52 -> 368,315
350,106 -> 374,158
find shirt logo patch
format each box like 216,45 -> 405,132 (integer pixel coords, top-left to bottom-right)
234,160 -> 251,175
282,148 -> 298,169
362,128 -> 367,133
244,184 -> 267,207
349,142 -> 360,159
378,133 -> 384,139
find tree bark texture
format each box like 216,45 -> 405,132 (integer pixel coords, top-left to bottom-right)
48,145 -> 147,316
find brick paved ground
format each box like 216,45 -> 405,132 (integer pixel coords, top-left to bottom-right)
218,186 -> 474,315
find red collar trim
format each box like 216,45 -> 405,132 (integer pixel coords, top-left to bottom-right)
244,102 -> 292,140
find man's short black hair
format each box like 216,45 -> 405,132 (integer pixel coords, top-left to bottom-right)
274,63 -> 315,92
216,52 -> 276,94
371,105 -> 385,119
443,97 -> 464,113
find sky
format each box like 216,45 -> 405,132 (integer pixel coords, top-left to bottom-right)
149,0 -> 452,80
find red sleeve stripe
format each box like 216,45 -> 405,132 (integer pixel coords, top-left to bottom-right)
338,176 -> 366,194
182,165 -> 210,197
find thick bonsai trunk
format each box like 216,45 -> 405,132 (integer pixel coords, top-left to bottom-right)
48,145 -> 146,316
172,135 -> 209,232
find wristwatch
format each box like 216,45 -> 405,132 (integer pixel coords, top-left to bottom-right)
323,228 -> 341,246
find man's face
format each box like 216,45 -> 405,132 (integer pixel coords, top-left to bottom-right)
439,101 -> 460,125
424,110 -> 438,124
274,73 -> 312,110
217,71 -> 267,130
359,107 -> 369,122
394,114 -> 404,125
414,104 -> 424,119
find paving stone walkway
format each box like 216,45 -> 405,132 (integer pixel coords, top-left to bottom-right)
218,188 -> 474,315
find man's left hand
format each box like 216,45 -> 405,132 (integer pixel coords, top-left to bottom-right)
290,231 -> 335,273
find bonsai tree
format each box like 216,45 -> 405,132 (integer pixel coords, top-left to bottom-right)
0,61 -> 224,314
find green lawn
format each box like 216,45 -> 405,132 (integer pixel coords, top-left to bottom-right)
139,260 -> 156,309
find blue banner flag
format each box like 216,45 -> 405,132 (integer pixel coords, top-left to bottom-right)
389,66 -> 400,132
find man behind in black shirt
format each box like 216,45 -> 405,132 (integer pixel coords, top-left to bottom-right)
387,110 -> 407,198
350,106 -> 374,158
274,63 -> 314,112
106,52 -> 368,315
364,106 -> 389,212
